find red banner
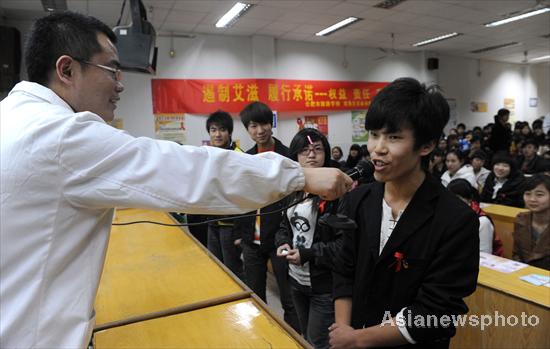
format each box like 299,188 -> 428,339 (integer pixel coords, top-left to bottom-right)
152,79 -> 388,114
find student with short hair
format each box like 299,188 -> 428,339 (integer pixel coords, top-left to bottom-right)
234,101 -> 300,332
470,150 -> 491,191
330,78 -> 479,349
204,110 -> 244,280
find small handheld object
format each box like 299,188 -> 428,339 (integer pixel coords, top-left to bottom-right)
281,249 -> 289,256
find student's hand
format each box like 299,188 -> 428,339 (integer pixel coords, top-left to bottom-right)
233,238 -> 241,246
276,243 -> 291,257
303,168 -> 353,201
285,249 -> 301,265
329,323 -> 360,349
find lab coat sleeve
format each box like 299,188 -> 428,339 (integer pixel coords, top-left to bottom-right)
58,112 -> 305,214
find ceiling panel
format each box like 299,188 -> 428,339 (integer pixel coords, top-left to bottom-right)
1,0 -> 548,64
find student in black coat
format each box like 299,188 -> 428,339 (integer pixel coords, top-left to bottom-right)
329,78 -> 479,349
488,108 -> 512,154
233,101 -> 300,332
480,152 -> 525,208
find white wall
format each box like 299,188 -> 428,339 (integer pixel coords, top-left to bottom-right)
4,20 -> 549,156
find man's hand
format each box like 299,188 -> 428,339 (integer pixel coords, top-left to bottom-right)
329,323 -> 360,349
303,168 -> 353,201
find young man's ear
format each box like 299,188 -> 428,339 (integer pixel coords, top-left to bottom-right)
419,141 -> 436,157
55,55 -> 76,84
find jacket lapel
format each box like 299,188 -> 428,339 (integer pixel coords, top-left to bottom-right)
377,176 -> 439,263
361,183 -> 384,263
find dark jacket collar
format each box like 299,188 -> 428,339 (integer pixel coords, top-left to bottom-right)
369,175 -> 441,262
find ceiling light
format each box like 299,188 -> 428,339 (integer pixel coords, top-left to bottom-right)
412,33 -> 461,47
530,55 -> 550,62
316,17 -> 361,36
215,2 -> 253,28
485,7 -> 550,27
470,42 -> 520,54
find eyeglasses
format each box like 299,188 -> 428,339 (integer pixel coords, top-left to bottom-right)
73,57 -> 122,81
299,145 -> 324,156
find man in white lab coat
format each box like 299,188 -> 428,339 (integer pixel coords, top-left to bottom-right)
0,12 -> 351,349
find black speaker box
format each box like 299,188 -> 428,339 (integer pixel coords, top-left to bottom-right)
427,57 -> 439,70
0,26 -> 22,93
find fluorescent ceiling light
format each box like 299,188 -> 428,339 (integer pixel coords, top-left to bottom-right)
485,7 -> 550,27
215,2 -> 253,28
530,55 -> 550,62
412,33 -> 461,47
316,17 -> 361,36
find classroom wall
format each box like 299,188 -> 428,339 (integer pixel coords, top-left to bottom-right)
3,20 -> 549,156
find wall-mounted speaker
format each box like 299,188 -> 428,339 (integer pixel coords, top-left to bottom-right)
427,57 -> 439,71
0,26 -> 22,93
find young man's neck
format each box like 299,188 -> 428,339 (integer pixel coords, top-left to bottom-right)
257,137 -> 275,150
384,165 -> 426,209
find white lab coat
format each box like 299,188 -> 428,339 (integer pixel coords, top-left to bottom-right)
0,82 -> 305,348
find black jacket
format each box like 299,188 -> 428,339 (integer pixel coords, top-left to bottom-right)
233,137 -> 290,252
333,175 -> 479,348
489,122 -> 511,153
275,193 -> 343,294
480,172 -> 525,207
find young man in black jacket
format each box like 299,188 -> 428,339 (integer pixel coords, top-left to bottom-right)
330,78 -> 479,349
234,101 -> 300,331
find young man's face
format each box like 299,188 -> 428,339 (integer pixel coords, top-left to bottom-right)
471,157 -> 485,171
246,121 -> 273,147
71,33 -> 124,122
367,127 -> 432,183
208,123 -> 231,148
522,144 -> 537,159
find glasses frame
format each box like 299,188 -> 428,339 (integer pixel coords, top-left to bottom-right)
73,57 -> 122,81
298,145 -> 325,156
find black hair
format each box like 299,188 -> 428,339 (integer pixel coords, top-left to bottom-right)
522,138 -> 539,148
430,148 -> 445,161
360,144 -> 369,157
332,146 -> 343,157
494,108 -> 510,123
491,151 -> 518,175
239,101 -> 273,129
365,78 -> 449,151
522,174 -> 550,193
446,149 -> 465,163
25,11 -> 117,86
289,128 -> 331,167
457,123 -> 466,129
532,119 -> 543,130
206,110 -> 233,134
345,144 -> 362,169
470,149 -> 487,161
448,178 -> 479,202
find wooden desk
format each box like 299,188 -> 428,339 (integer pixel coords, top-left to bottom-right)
451,257 -> 550,349
482,204 -> 528,259
94,209 -> 245,328
94,298 -> 306,348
